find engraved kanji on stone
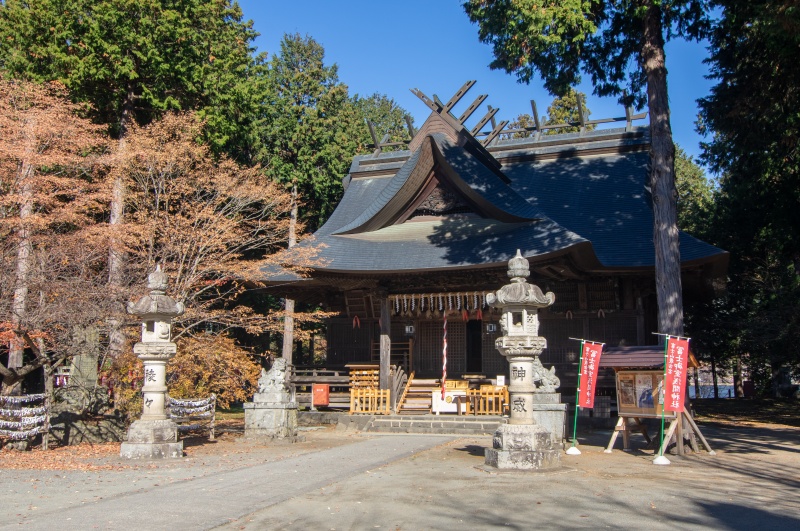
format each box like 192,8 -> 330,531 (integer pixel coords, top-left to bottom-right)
512,397 -> 527,412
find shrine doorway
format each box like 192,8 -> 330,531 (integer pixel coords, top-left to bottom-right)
466,320 -> 482,373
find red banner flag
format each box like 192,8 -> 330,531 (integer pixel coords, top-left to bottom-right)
578,342 -> 603,408
664,337 -> 690,412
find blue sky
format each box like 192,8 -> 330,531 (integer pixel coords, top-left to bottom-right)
237,0 -> 713,162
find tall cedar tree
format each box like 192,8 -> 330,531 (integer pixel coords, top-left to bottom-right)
698,0 -> 800,394
464,0 -> 711,337
0,78 -> 109,394
260,33 -> 360,233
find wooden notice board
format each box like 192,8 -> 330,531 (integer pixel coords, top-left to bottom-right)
615,370 -> 677,419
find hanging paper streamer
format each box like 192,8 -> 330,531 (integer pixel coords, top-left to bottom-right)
441,313 -> 448,400
0,394 -> 48,444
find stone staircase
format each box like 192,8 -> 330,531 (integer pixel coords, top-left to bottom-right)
365,414 -> 506,435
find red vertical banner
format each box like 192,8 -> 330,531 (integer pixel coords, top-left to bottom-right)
664,337 -> 690,412
579,342 -> 603,408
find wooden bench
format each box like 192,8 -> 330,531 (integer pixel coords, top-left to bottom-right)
167,394 -> 216,440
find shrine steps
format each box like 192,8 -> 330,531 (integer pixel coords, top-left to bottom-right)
397,378 -> 439,414
365,414 -> 506,436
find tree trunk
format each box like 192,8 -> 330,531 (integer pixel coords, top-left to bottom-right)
107,85 -> 135,360
40,338 -> 50,451
6,128 -> 36,396
642,2 -> 684,338
282,184 -> 299,366
734,355 -> 744,398
710,355 -> 719,399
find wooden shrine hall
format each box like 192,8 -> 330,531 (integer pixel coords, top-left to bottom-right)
266,81 -> 728,410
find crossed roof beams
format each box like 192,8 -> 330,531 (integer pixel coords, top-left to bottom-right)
366,80 -> 648,155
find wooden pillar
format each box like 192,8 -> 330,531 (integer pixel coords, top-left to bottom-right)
379,293 -> 391,390
635,294 -> 645,345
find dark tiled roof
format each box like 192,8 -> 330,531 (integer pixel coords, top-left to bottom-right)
600,345 -> 700,369
313,217 -> 591,273
503,151 -> 726,268
267,124 -> 727,279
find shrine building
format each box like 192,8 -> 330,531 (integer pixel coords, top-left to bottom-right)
267,82 -> 727,400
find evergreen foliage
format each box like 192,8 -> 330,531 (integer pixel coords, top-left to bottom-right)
697,0 -> 800,395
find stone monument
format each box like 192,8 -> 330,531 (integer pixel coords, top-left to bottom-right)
484,250 -> 566,470
120,266 -> 185,459
244,358 -> 300,440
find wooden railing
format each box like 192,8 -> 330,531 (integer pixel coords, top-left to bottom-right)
390,367 -> 409,412
465,386 -> 508,415
349,388 -> 391,415
395,371 -> 415,413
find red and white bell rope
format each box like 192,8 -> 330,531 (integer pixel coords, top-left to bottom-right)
441,313 -> 448,399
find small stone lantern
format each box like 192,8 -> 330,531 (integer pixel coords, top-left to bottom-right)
120,266 -> 185,459
484,250 -> 564,470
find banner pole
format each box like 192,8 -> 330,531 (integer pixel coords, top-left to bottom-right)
654,335 -> 671,465
566,338 -> 584,455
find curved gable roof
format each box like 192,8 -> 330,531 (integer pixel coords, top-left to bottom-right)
332,134 -> 543,235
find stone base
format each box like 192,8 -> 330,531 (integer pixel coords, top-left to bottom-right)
120,441 -> 184,459
530,393 -> 566,449
485,423 -> 560,470
244,401 -> 298,440
120,419 -> 182,459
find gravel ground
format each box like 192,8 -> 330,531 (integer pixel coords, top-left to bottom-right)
1,420 -> 798,530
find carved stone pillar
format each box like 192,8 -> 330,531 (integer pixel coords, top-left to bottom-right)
484,250 -> 564,470
120,266 -> 184,459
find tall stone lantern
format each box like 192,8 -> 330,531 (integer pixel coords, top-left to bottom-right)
484,250 -> 564,470
120,266 -> 185,459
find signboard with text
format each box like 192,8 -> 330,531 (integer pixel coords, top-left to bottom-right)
615,370 -> 677,419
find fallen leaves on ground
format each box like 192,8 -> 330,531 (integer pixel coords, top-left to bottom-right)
0,443 -> 131,471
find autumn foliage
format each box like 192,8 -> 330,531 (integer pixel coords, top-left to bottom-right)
0,83 -> 315,404
0,78 -> 110,393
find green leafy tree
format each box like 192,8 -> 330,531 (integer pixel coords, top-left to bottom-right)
464,0 -> 712,337
0,0 -> 264,150
508,89 -> 595,137
698,0 -> 800,395
674,144 -> 714,238
543,88 -> 593,134
259,33 -> 359,232
352,92 -> 412,150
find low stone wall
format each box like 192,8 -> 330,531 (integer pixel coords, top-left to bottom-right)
49,413 -> 127,446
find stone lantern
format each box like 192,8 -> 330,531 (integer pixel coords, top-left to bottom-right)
484,250 -> 565,470
120,266 -> 185,459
